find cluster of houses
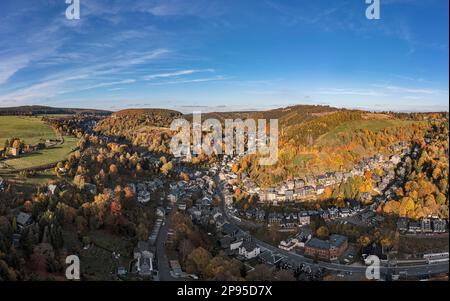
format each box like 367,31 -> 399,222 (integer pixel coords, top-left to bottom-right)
134,179 -> 164,203
397,217 -> 448,234
128,165 -> 221,279
218,223 -> 261,260
0,140 -> 49,158
228,200 -> 365,229
169,169 -> 216,212
278,228 -> 350,262
278,227 -> 313,251
220,142 -> 410,206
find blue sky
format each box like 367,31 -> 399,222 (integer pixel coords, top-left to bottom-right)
0,0 -> 448,112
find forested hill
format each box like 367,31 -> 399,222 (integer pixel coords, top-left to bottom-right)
184,104 -> 341,128
0,105 -> 112,116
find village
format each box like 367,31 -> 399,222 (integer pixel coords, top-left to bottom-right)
1,114 -> 448,282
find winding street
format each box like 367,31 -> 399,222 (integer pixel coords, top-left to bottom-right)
155,210 -> 180,281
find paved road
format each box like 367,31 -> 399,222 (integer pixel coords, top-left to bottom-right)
215,178 -> 449,280
155,211 -> 180,281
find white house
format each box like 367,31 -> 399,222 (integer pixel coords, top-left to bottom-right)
239,241 -> 260,259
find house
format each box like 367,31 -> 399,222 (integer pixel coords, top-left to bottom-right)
224,194 -> 234,206
138,190 -> 151,203
239,241 -> 260,259
222,223 -> 239,237
397,218 -> 408,232
9,147 -> 20,157
297,227 -> 313,242
268,212 -> 282,224
304,234 -> 348,261
83,183 -> 97,195
177,201 -> 187,211
168,193 -> 177,203
294,188 -> 306,198
390,155 -> 401,165
316,185 -> 325,195
339,208 -> 352,218
133,241 -> 154,276
16,212 -> 32,232
432,219 -> 447,233
286,180 -> 295,190
421,219 -> 432,233
279,228 -> 312,251
279,237 -> 300,251
285,190 -> 294,201
48,184 -> 59,196
255,209 -> 266,222
304,186 -> 315,196
298,212 -> 310,225
408,221 -> 421,233
317,175 -> 327,186
214,215 -> 227,230
170,260 -> 184,277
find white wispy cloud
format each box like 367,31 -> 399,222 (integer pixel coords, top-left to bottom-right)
0,48 -> 170,104
373,84 -> 448,95
0,54 -> 31,84
148,75 -> 226,85
82,79 -> 137,90
143,69 -> 214,80
316,88 -> 387,97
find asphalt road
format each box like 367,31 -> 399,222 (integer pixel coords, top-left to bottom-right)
155,212 -> 179,281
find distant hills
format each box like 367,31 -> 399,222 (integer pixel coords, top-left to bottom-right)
186,105 -> 342,128
0,105 -> 112,116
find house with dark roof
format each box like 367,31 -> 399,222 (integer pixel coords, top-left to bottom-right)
432,219 -> 447,233
16,212 -> 32,231
304,234 -> 348,261
222,223 -> 239,237
397,218 -> 409,232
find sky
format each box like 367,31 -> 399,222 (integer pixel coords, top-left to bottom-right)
0,0 -> 448,113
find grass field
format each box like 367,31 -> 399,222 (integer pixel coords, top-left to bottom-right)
4,136 -> 78,169
0,116 -> 56,144
0,115 -> 79,170
316,119 -> 421,146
